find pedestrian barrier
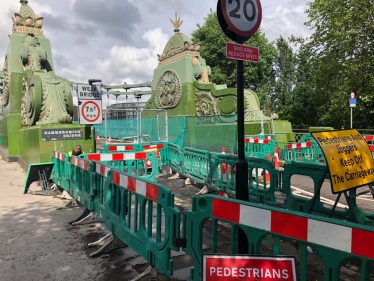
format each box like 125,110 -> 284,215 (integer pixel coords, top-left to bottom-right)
364,136 -> 374,158
102,142 -> 168,168
49,141 -> 374,280
282,141 -> 323,164
168,143 -> 183,173
182,147 -> 212,185
244,137 -> 275,158
57,153 -> 179,275
69,157 -> 92,207
51,151 -> 70,191
183,195 -> 374,281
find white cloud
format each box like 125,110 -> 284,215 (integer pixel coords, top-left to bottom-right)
91,28 -> 169,84
0,0 -> 311,91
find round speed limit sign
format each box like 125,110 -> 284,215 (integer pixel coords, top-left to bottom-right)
221,0 -> 262,38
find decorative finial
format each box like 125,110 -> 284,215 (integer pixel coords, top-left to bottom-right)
20,0 -> 28,4
169,12 -> 183,34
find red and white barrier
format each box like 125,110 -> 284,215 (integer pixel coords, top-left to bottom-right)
287,142 -> 312,150
143,144 -> 164,150
87,152 -> 147,161
106,145 -> 135,151
112,171 -> 158,201
245,138 -> 270,144
94,162 -> 111,177
212,198 -> 374,259
71,157 -> 89,171
53,151 -> 66,161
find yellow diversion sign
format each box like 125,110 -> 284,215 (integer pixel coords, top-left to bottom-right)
311,129 -> 374,194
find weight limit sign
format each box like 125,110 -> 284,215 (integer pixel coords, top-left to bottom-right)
80,100 -> 102,125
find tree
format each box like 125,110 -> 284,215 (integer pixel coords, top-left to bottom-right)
271,37 -> 297,121
191,10 -> 276,109
293,0 -> 374,128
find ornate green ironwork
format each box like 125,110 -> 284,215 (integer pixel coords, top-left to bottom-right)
2,0 -> 74,127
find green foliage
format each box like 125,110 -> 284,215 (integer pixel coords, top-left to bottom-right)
293,0 -> 374,129
271,37 -> 297,121
191,10 -> 276,110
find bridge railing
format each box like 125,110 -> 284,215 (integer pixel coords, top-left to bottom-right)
183,195 -> 374,281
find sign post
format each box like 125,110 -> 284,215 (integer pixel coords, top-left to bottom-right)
217,0 -> 262,254
349,91 -> 356,129
77,84 -> 103,125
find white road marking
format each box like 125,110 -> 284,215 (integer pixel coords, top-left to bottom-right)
290,185 -> 348,208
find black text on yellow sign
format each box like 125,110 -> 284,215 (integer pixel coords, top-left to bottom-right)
311,129 -> 374,194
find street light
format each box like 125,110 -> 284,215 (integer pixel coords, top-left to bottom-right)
88,79 -> 102,85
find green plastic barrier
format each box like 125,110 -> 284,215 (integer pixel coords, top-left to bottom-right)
244,134 -> 277,158
183,195 -> 374,281
51,151 -> 70,191
300,133 -> 325,164
182,147 -> 212,185
212,153 -> 236,193
281,161 -> 374,225
282,140 -> 325,165
212,154 -> 280,205
102,142 -> 169,170
69,157 -> 93,207
168,143 -> 182,173
103,169 -> 180,275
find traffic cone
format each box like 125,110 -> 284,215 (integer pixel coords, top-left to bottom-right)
273,148 -> 280,169
218,191 -> 228,197
108,136 -> 112,143
265,170 -> 271,182
221,147 -> 225,154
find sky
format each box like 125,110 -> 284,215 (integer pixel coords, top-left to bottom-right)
0,0 -> 311,106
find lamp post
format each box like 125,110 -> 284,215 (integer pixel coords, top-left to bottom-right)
88,79 -> 102,151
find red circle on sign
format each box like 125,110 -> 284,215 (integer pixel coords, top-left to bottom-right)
81,100 -> 101,122
221,0 -> 262,38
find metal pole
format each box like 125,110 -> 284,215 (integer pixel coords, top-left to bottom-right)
235,35 -> 249,254
350,107 -> 353,129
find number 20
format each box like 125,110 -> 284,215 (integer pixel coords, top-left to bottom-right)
228,0 -> 256,21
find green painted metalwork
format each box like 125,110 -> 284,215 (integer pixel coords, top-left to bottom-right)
0,1 -> 94,163
183,195 -> 374,281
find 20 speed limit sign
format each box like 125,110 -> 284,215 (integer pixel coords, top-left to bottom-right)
80,100 -> 102,125
221,0 -> 262,38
